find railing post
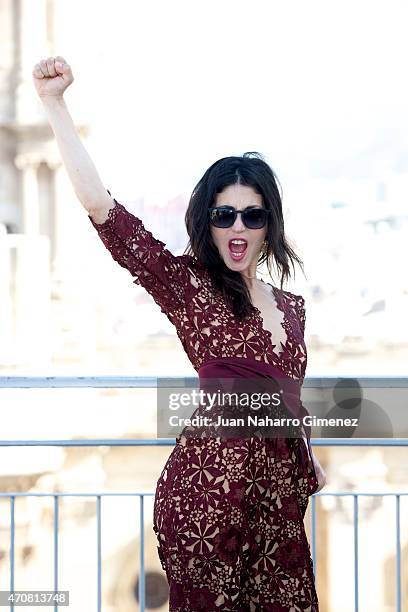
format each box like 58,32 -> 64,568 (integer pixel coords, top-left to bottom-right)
311,494 -> 317,576
97,495 -> 102,612
353,494 -> 359,612
139,495 -> 145,612
54,495 -> 59,612
10,495 -> 15,612
395,494 -> 401,612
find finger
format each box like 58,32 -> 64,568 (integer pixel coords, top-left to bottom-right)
32,63 -> 45,79
34,59 -> 48,78
55,61 -> 66,74
54,55 -> 68,65
54,57 -> 71,76
39,59 -> 50,78
46,57 -> 57,78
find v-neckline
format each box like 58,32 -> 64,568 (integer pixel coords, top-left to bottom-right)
251,280 -> 288,357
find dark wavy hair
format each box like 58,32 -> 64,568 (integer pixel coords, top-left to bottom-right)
184,152 -> 304,319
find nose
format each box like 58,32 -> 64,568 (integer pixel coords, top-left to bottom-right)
231,211 -> 246,232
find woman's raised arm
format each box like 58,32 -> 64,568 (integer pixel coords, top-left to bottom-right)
32,56 -> 113,219
32,56 -> 203,314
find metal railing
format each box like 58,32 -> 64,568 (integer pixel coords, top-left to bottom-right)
0,376 -> 407,612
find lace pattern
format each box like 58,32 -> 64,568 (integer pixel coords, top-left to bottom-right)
88,198 -> 308,380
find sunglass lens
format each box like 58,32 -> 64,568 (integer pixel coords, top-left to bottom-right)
244,209 -> 267,229
210,208 -> 235,228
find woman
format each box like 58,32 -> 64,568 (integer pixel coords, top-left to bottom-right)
33,56 -> 326,612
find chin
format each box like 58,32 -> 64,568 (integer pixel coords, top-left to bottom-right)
223,258 -> 246,271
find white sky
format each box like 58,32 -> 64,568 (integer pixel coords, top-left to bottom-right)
51,0 -> 408,203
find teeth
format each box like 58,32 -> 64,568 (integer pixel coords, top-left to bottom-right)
231,240 -> 246,245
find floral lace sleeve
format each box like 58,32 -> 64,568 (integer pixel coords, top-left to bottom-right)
295,295 -> 306,335
88,194 -> 201,313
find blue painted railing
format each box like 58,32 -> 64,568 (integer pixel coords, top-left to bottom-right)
0,376 -> 407,612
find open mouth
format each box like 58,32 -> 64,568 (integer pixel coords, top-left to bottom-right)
228,238 -> 248,261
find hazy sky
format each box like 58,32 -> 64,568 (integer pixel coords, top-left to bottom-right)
49,0 -> 408,205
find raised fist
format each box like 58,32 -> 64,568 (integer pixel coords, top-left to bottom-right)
32,56 -> 74,98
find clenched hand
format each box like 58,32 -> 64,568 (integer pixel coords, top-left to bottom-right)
32,56 -> 74,99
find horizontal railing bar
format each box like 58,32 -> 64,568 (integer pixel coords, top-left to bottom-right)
1,376 -> 408,388
0,439 -> 178,446
0,438 -> 407,446
0,492 -> 406,497
0,376 -> 160,388
312,439 -> 408,446
0,492 -> 156,497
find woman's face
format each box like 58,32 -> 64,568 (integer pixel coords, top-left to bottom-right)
210,183 -> 267,277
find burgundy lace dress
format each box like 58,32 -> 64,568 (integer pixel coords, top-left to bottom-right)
88,197 -> 319,612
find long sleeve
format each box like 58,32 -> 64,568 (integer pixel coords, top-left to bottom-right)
88,195 -> 201,314
293,293 -> 319,496
295,294 -> 306,336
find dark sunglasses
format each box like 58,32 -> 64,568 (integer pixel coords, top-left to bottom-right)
208,206 -> 271,229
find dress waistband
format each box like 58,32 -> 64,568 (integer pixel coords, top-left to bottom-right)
197,356 -> 314,468
198,356 -> 302,416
